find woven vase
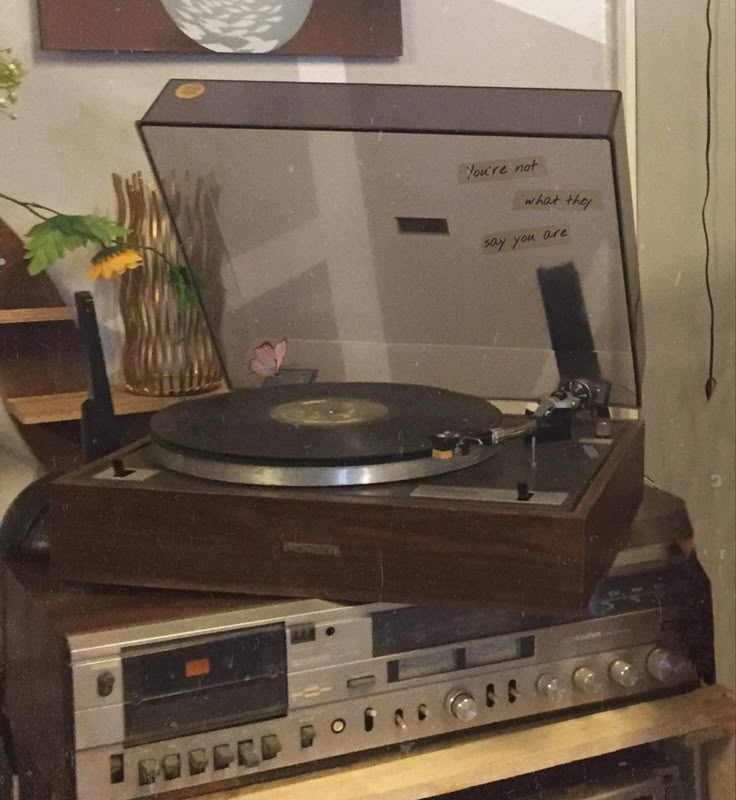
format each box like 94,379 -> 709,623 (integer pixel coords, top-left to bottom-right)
114,172 -> 222,396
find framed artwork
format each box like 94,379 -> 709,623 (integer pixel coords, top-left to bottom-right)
37,0 -> 402,56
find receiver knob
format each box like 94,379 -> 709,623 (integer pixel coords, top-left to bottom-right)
609,659 -> 641,689
646,647 -> 688,682
447,691 -> 478,722
536,674 -> 569,703
572,666 -> 603,695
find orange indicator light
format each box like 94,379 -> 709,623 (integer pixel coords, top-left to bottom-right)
185,657 -> 211,678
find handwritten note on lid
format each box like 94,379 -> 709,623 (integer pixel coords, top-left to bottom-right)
483,225 -> 571,255
458,156 -> 548,184
513,190 -> 603,212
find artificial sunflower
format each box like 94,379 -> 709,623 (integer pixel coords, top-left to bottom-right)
0,191 -> 195,306
88,243 -> 143,280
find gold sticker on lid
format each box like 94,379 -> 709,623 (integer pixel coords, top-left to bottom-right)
175,82 -> 206,100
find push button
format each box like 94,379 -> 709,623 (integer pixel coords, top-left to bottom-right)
261,734 -> 282,760
347,674 -> 377,690
237,740 -> 260,768
300,725 -> 317,748
188,748 -> 208,775
162,754 -> 181,781
290,623 -> 316,644
110,754 -> 124,784
213,744 -> 234,770
138,759 -> 158,786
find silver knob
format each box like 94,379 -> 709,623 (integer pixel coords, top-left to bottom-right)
573,666 -> 604,695
536,673 -> 569,703
647,647 -> 688,682
609,659 -> 641,688
447,691 -> 478,722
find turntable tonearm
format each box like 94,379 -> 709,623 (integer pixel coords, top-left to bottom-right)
49,82 -> 645,614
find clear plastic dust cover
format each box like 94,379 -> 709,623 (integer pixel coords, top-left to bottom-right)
139,81 -> 644,407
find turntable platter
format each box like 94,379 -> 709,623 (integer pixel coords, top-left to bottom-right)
149,383 -> 502,486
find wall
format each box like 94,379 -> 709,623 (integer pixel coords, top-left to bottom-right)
636,0 -> 736,694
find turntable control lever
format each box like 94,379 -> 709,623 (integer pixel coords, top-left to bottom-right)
536,674 -> 569,703
447,691 -> 478,722
646,648 -> 687,682
609,659 -> 641,689
595,420 -> 612,438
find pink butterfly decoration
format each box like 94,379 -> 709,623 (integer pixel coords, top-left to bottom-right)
248,337 -> 288,378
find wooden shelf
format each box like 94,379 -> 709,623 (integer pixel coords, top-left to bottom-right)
5,384 -> 227,424
200,687 -> 735,800
0,306 -> 76,324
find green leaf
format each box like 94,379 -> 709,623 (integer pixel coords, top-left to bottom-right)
77,215 -> 130,243
167,263 -> 196,309
23,214 -> 131,275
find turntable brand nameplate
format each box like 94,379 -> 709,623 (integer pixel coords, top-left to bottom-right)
410,485 -> 568,506
283,542 -> 341,557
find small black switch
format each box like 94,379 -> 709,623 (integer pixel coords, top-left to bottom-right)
110,754 -> 124,784
112,458 -> 134,477
300,725 -> 317,748
516,482 -> 534,501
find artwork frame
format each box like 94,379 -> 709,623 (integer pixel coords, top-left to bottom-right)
37,0 -> 402,57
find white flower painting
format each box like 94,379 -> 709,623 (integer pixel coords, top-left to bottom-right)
158,0 -> 314,53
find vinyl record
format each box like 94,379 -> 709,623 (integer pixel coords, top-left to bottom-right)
150,383 -> 502,467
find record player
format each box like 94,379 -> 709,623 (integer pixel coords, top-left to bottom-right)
49,82 -> 645,613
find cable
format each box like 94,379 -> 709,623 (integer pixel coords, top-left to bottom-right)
703,0 -> 716,400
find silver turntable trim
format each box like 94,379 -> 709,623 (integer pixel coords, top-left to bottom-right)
148,441 -> 497,487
